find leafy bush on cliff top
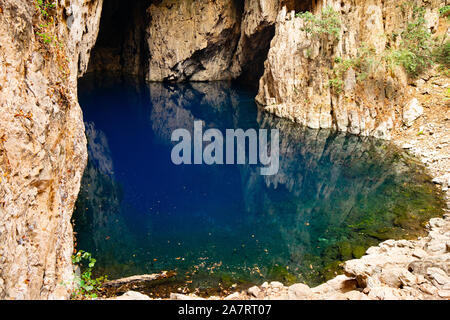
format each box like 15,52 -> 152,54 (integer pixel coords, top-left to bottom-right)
387,5 -> 449,77
440,5 -> 450,20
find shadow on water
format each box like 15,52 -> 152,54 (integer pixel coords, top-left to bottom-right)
74,75 -> 445,298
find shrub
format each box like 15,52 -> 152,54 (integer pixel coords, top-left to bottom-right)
329,44 -> 377,93
71,250 -> 107,299
433,40 -> 450,75
388,7 -> 434,77
440,5 -> 450,20
35,0 -> 56,20
328,77 -> 344,94
296,6 -> 342,41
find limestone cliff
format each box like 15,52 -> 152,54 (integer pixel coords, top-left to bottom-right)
146,0 -> 242,82
256,0 -> 443,139
229,0 -> 279,83
144,0 -> 299,83
229,0 -> 315,83
0,0 -> 102,299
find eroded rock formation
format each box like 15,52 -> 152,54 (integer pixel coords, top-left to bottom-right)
256,0 -> 442,139
0,0 -> 102,299
146,0 -> 242,82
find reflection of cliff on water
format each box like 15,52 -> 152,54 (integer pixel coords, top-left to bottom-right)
243,111 -> 444,283
148,81 -> 246,143
73,122 -> 142,277
76,77 -> 444,287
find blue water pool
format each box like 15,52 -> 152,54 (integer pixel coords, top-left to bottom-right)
74,75 -> 444,296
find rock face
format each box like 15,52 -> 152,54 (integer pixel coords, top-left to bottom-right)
230,0 -> 316,84
0,0 -> 102,299
146,0 -> 242,82
256,0 -> 442,139
138,0 -> 297,83
229,0 -> 279,83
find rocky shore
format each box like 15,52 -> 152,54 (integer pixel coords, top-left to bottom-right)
142,214 -> 449,300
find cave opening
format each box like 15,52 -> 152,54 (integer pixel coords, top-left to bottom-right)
86,0 -> 152,79
85,0 -> 289,88
233,0 -> 316,86
233,24 -> 275,87
85,0 -> 319,86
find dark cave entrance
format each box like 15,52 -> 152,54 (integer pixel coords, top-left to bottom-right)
86,0 -> 152,79
234,0 -> 315,86
85,0 -> 286,88
233,24 -> 275,87
86,0 -> 317,87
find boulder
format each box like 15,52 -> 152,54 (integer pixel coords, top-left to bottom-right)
288,284 -> 312,300
403,98 -> 424,127
115,291 -> 151,300
247,286 -> 261,298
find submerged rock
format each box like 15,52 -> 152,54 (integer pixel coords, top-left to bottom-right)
102,272 -> 176,289
212,216 -> 450,301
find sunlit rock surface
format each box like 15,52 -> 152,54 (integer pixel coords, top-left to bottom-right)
0,0 -> 103,299
146,0 -> 242,82
256,1 -> 442,139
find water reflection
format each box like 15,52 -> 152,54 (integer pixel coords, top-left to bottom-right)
75,76 -> 444,290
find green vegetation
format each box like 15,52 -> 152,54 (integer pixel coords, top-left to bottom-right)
71,250 -> 107,299
36,23 -> 57,44
387,7 -> 434,77
34,1 -> 58,47
294,3 -> 450,94
267,265 -> 298,285
296,6 -> 341,41
440,5 -> 450,20
328,77 -> 345,94
329,45 -> 378,93
434,35 -> 450,63
385,4 -> 449,78
35,0 -> 56,19
33,1 -> 70,80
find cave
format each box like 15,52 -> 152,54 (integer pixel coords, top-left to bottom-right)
86,0 -> 152,79
85,0 -> 290,87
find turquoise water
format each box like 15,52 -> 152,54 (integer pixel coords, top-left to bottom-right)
74,75 -> 444,295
